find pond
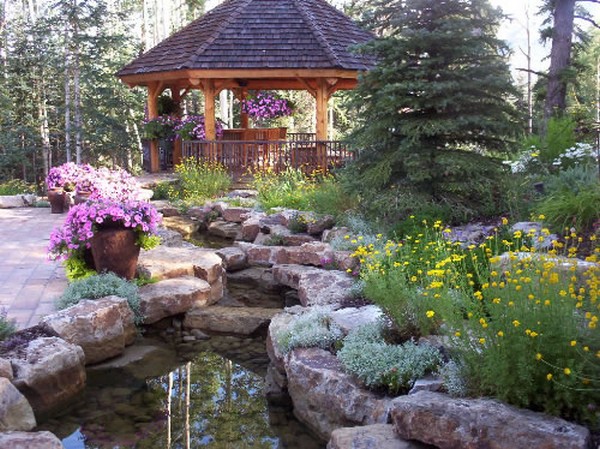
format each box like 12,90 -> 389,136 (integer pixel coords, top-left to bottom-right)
37,334 -> 325,449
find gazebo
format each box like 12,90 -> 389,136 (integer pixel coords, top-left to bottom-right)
117,0 -> 375,173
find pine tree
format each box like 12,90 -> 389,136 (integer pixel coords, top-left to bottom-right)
346,0 -> 523,223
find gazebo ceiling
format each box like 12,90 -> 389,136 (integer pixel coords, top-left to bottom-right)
117,0 -> 375,89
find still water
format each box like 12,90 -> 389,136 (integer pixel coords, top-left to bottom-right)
37,335 -> 325,449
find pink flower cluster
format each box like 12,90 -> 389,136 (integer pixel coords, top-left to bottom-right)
241,91 -> 293,120
174,115 -> 224,140
46,162 -> 95,191
48,200 -> 162,261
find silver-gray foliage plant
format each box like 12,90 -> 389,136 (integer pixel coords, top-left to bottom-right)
276,307 -> 344,354
337,322 -> 442,393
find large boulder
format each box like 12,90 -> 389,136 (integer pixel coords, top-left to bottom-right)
286,347 -> 391,440
390,391 -> 591,449
215,247 -> 248,272
0,359 -> 12,380
155,227 -> 184,247
0,431 -> 65,449
0,378 -> 36,431
8,337 -> 86,415
161,216 -> 201,236
266,309 -> 300,374
0,195 -> 33,209
40,296 -> 136,365
207,220 -> 242,239
240,211 -> 265,242
183,306 -> 279,336
240,243 -> 289,267
286,242 -> 335,267
327,424 -> 430,449
220,206 -> 253,223
137,245 -> 224,285
306,214 -> 335,236
330,305 -> 383,335
138,276 -> 213,324
297,270 -> 354,307
272,264 -> 323,289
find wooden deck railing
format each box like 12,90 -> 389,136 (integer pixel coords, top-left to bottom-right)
181,139 -> 354,174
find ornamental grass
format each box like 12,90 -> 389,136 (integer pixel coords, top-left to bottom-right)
352,217 -> 600,425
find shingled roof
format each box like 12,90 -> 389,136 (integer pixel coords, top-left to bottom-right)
117,0 -> 374,77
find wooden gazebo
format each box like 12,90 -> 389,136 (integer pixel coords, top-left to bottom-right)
117,0 -> 375,173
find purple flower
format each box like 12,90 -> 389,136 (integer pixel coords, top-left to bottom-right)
241,91 -> 293,121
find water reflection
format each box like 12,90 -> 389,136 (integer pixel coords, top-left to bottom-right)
38,337 -> 324,449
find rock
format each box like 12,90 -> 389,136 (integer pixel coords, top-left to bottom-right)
138,276 -> 213,324
266,310 -> 299,374
0,431 -> 65,449
444,222 -> 498,246
333,251 -> 358,272
215,247 -> 248,271
408,375 -> 444,395
259,213 -> 289,231
0,195 -> 27,208
286,347 -> 391,440
40,296 -> 136,365
286,242 -> 335,267
228,267 -> 281,292
208,277 -> 225,303
221,206 -> 253,223
187,205 -> 214,223
328,424 -> 430,449
0,378 -> 36,431
244,244 -> 289,266
272,264 -> 323,289
261,224 -> 292,237
156,227 -> 184,247
8,337 -> 86,415
492,252 -> 599,287
283,233 -> 319,246
138,245 -> 224,284
307,214 -> 335,235
390,391 -> 591,449
183,306 -> 279,335
331,305 -> 383,335
240,212 -> 265,242
156,204 -> 180,217
298,270 -> 354,307
510,222 -> 559,249
207,220 -> 241,239
322,227 -> 352,244
0,359 -> 12,380
161,216 -> 201,236
227,189 -> 258,199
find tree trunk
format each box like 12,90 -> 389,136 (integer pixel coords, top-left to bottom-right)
73,0 -> 82,163
543,0 -> 575,121
38,79 -> 50,180
64,28 -> 72,162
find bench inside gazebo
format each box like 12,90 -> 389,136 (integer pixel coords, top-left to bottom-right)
117,0 -> 375,174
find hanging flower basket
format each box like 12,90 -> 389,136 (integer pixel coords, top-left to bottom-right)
241,91 -> 293,126
141,115 -> 178,140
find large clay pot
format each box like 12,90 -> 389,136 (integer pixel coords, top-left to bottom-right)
90,228 -> 140,280
74,190 -> 92,205
47,189 -> 67,214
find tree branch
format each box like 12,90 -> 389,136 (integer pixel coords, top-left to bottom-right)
515,68 -> 548,78
574,14 -> 600,29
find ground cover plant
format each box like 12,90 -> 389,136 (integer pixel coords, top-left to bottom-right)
350,217 -> 600,425
56,272 -> 142,322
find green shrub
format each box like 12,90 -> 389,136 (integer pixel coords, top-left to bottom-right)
0,309 -> 16,341
174,158 -> 231,202
337,323 -> 442,395
151,181 -> 175,200
0,179 -> 35,195
57,272 -> 142,322
275,308 -> 344,354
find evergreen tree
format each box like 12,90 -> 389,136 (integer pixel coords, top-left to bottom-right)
345,0 -> 523,224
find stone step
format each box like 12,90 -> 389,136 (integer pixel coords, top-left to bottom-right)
183,305 -> 279,336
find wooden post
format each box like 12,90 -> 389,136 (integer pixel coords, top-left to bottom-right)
204,80 -> 216,140
315,79 -> 329,170
172,88 -> 182,166
147,82 -> 162,173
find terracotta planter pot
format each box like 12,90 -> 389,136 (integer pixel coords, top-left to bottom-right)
47,189 -> 67,214
90,228 -> 140,280
74,190 -> 92,205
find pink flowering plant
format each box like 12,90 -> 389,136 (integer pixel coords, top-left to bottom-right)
87,167 -> 144,202
46,162 -> 95,191
142,115 -> 178,140
48,200 -> 162,280
241,91 -> 293,123
174,115 -> 224,140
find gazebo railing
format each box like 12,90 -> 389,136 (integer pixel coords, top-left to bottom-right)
181,139 -> 354,174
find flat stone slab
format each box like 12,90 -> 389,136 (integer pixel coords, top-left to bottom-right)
208,220 -> 241,239
183,306 -> 279,336
161,216 -> 201,236
391,391 -> 591,449
215,246 -> 248,272
0,195 -> 35,209
0,431 -> 65,449
328,424 -> 432,449
138,245 -> 224,284
298,270 -> 354,307
330,305 -> 383,334
272,264 -> 323,289
40,296 -> 136,365
0,378 -> 36,431
138,276 -> 213,324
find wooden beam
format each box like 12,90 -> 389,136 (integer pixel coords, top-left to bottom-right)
296,78 -> 317,98
203,79 -> 217,141
147,81 -> 164,173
